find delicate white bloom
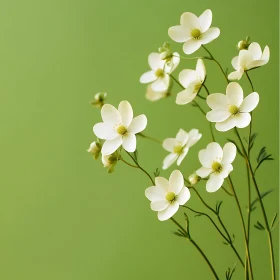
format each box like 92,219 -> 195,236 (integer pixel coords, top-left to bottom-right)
162,129 -> 202,169
145,85 -> 169,102
188,173 -> 200,185
145,170 -> 191,221
196,142 -> 236,192
93,101 -> 147,155
176,59 -> 206,105
168,9 -> 220,54
206,82 -> 259,131
228,42 -> 270,80
87,141 -> 101,159
140,52 -> 179,91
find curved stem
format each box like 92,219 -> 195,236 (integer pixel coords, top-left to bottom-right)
119,158 -> 139,168
173,54 -> 212,60
221,186 -> 234,196
126,151 -> 155,185
209,122 -> 216,142
137,133 -> 162,144
203,84 -> 210,95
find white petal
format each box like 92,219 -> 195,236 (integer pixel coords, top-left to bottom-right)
219,163 -> 233,179
240,92 -> 259,113
196,59 -> 206,81
198,9 -> 212,32
177,147 -> 189,165
215,117 -> 236,132
228,70 -> 243,80
168,26 -> 190,43
101,104 -> 121,125
170,52 -> 180,72
231,56 -> 239,70
221,142 -> 236,164
196,166 -> 212,178
198,149 -> 208,167
200,27 -> 220,44
235,113 -> 251,128
176,129 -> 189,144
239,50 -> 253,69
128,115 -> 147,134
101,137 -> 122,155
145,85 -> 167,102
204,142 -> 223,163
122,133 -> 136,152
206,174 -> 224,192
176,88 -> 196,105
155,177 -> 169,190
187,129 -> 202,147
169,170 -> 184,195
163,153 -> 177,170
179,69 -> 198,88
183,39 -> 201,55
151,75 -> 170,91
206,93 -> 228,109
226,82 -> 244,107
206,109 -> 231,122
158,202 -> 179,221
180,12 -> 199,28
248,59 -> 268,69
151,200 -> 169,211
118,101 -> 133,126
176,187 -> 191,205
261,46 -> 270,62
162,138 -> 176,152
140,71 -> 157,84
248,42 -> 262,60
145,186 -> 165,201
148,52 -> 165,70
93,122 -> 117,140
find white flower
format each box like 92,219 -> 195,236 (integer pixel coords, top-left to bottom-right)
228,42 -> 270,80
176,59 -> 206,105
140,52 -> 179,91
93,101 -> 147,155
145,85 -> 169,102
188,173 -> 200,185
87,141 -> 101,159
206,82 -> 259,132
145,170 -> 191,221
168,9 -> 220,54
162,129 -> 202,169
196,142 -> 236,192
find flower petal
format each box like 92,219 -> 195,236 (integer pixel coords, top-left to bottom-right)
204,142 -> 223,163
101,137 -> 122,155
151,200 -> 169,211
221,142 -> 236,164
187,129 -> 202,147
122,133 -> 136,152
248,42 -> 262,60
177,147 -> 189,165
183,39 -> 201,55
168,26 -> 190,43
261,46 -> 270,62
155,177 -> 169,190
180,12 -> 199,28
145,186 -> 165,201
200,27 -> 220,44
206,109 -> 231,122
196,59 -> 206,81
215,117 -> 236,132
207,93 -> 228,109
231,56 -> 239,70
240,92 -> 259,113
140,70 -> 157,84
145,85 -> 167,102
163,153 -> 178,170
170,52 -> 180,72
206,174 -> 224,192
162,138 -> 177,152
151,75 -> 170,91
93,122 -> 117,140
179,69 -> 198,88
101,104 -> 121,125
118,101 -> 133,126
226,82 -> 243,107
196,166 -> 212,178
176,88 -> 196,105
148,52 -> 165,70
235,113 -> 251,128
219,163 -> 233,179
169,170 -> 184,195
176,129 -> 189,144
228,70 -> 243,80
128,115 -> 147,134
158,202 -> 179,221
198,9 -> 212,32
176,187 -> 191,205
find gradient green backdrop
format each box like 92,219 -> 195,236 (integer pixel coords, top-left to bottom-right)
0,0 -> 278,279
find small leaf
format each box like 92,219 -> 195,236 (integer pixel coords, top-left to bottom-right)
227,139 -> 244,157
250,189 -> 274,212
254,221 -> 265,230
173,231 -> 185,238
153,168 -> 160,177
254,147 -> 273,174
215,201 -> 223,214
249,132 -> 258,151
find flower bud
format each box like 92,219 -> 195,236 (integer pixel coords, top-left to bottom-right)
87,141 -> 101,160
237,37 -> 250,50
188,173 -> 201,185
102,153 -> 119,173
91,92 -> 107,108
158,42 -> 173,62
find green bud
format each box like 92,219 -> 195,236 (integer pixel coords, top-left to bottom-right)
91,92 -> 107,108
87,141 -> 102,160
237,37 -> 251,50
188,173 -> 201,185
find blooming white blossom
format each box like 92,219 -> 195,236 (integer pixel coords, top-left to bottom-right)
206,82 -> 259,131
145,85 -> 169,102
140,52 -> 179,91
87,141 -> 101,159
228,42 -> 270,80
145,170 -> 191,221
176,59 -> 206,105
196,142 -> 236,192
168,9 -> 220,54
93,101 -> 147,155
162,129 -> 202,169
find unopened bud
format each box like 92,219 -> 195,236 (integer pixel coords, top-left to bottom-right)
188,173 -> 201,185
87,141 -> 101,160
91,92 -> 107,108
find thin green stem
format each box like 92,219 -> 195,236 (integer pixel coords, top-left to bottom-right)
203,84 -> 210,95
209,122 -> 215,142
235,128 -> 276,280
221,186 -> 234,196
227,176 -> 254,280
197,94 -> 206,100
173,54 -> 212,60
126,151 -> 155,185
202,45 -> 229,84
137,133 -> 162,144
119,158 -> 139,168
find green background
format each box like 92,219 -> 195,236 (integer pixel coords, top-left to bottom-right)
0,0 -> 278,279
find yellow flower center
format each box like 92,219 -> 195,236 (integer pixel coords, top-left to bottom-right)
155,68 -> 164,77
173,145 -> 184,154
116,125 -> 127,135
212,161 -> 223,173
193,82 -> 202,93
191,28 -> 201,39
166,192 -> 176,202
228,105 -> 239,115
